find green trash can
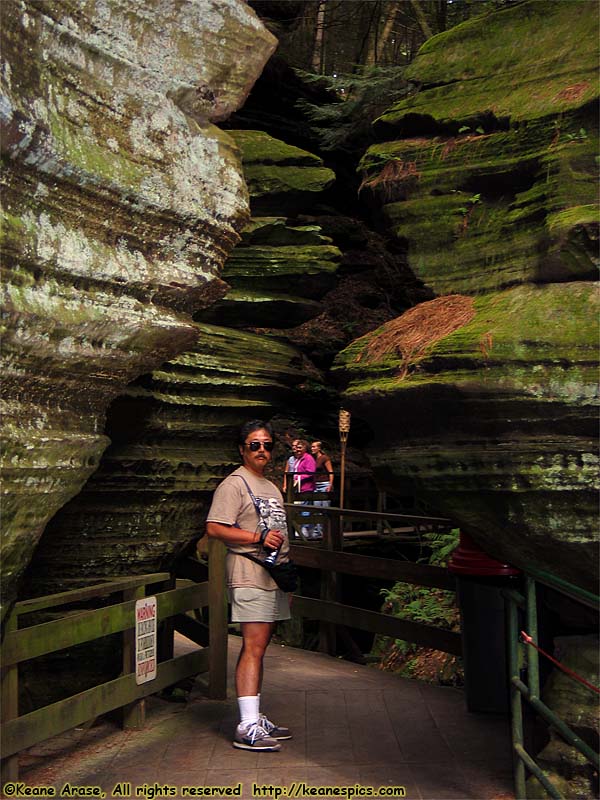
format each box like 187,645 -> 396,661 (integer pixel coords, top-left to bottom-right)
449,531 -> 520,713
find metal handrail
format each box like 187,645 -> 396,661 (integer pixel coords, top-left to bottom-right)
525,566 -> 600,610
504,574 -> 600,799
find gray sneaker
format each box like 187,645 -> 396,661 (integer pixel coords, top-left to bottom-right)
233,721 -> 281,751
260,713 -> 292,740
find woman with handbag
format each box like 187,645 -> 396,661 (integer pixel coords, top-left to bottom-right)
206,420 -> 295,752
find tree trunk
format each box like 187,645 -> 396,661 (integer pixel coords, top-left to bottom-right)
311,1 -> 327,73
409,0 -> 434,41
438,0 -> 448,32
375,1 -> 400,63
365,0 -> 382,66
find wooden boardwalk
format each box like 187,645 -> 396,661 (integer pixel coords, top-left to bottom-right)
18,636 -> 515,799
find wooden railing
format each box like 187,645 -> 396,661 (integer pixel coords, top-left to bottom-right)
1,502 -> 458,780
285,503 -> 461,658
0,540 -> 227,783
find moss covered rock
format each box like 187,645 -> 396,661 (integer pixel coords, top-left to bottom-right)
198,288 -> 322,329
359,0 -> 598,295
26,322 -> 303,595
336,1 -> 599,596
0,0 -> 276,623
336,281 -> 599,591
199,149 -> 342,326
25,123 -> 338,607
375,0 -> 598,133
229,129 -> 336,214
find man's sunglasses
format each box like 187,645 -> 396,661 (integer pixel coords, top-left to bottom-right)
245,440 -> 274,452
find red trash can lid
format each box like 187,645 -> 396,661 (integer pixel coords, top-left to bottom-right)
448,531 -> 520,576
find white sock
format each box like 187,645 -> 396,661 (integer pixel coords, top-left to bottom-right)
238,695 -> 259,727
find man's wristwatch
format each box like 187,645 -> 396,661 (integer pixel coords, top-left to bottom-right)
259,528 -> 269,544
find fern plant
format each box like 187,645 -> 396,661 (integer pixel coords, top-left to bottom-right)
373,528 -> 463,684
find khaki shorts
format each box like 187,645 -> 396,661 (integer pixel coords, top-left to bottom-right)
230,587 -> 291,623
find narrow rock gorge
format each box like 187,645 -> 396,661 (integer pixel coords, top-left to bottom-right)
24,127 -> 340,599
1,1 -> 598,793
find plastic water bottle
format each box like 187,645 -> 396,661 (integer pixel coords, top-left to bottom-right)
263,528 -> 280,565
264,546 -> 279,566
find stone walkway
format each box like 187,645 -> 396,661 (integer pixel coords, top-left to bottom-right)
17,636 -> 515,799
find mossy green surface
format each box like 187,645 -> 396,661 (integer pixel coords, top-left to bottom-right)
196,288 -> 322,329
337,283 -> 599,397
225,243 -> 341,279
243,165 -> 336,214
360,0 -> 599,296
229,129 -> 335,213
335,282 -> 599,589
376,0 -> 599,131
228,129 -> 325,166
360,120 -> 598,293
0,0 -> 272,623
241,217 -> 331,246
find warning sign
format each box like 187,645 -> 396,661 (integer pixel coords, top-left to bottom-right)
135,596 -> 157,684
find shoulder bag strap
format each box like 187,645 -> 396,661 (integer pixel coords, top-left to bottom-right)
232,475 -> 269,537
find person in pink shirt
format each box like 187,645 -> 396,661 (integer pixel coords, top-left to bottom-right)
290,439 -> 316,538
291,439 -> 316,492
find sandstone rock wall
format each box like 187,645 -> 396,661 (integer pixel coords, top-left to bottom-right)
24,129 -> 339,599
335,0 -> 599,589
0,0 -> 276,621
25,323 -> 305,595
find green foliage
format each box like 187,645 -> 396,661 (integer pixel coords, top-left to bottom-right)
564,128 -> 588,142
395,586 -> 458,629
457,193 -> 481,216
422,528 -> 462,567
295,65 -> 409,155
381,530 -> 460,625
372,529 -> 461,668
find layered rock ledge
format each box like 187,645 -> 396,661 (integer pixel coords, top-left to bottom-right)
25,128 -> 339,597
336,0 -> 599,590
0,0 -> 276,621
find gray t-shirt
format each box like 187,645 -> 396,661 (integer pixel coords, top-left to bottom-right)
206,466 -> 290,590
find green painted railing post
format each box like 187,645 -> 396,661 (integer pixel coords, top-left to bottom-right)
1,610 -> 19,783
208,538 -> 228,700
507,591 -> 527,799
504,576 -> 600,800
525,576 -> 540,700
121,585 -> 146,731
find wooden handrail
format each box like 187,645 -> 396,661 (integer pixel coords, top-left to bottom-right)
285,501 -> 451,526
0,555 -> 227,781
285,500 -> 459,659
290,546 -> 456,591
292,596 -> 461,656
2,583 -> 209,666
13,573 -> 171,616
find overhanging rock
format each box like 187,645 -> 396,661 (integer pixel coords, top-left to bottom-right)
0,0 -> 276,623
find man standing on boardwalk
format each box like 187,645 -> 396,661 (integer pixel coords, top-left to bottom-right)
206,420 -> 292,751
